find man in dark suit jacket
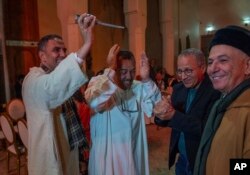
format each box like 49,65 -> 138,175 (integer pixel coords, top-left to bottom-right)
154,48 -> 220,175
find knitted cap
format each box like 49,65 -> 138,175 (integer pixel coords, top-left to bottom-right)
209,25 -> 250,56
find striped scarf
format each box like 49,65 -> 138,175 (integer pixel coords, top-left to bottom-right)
62,97 -> 89,151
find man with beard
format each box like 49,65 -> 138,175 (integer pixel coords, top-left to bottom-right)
154,48 -> 220,175
84,44 -> 161,175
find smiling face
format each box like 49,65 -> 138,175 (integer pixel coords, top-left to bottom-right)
116,51 -> 136,90
39,38 -> 67,72
117,59 -> 136,90
207,44 -> 250,94
177,55 -> 206,88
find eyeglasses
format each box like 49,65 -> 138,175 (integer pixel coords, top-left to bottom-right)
120,91 -> 139,113
121,99 -> 139,113
176,68 -> 194,76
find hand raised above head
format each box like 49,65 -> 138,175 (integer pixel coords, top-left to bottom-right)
140,52 -> 150,82
107,44 -> 120,70
75,13 -> 96,61
77,13 -> 96,29
77,13 -> 96,44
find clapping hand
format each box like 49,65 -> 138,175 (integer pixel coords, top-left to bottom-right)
140,52 -> 150,82
153,95 -> 175,120
107,44 -> 120,70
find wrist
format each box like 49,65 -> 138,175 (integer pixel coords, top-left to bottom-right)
76,43 -> 92,62
104,68 -> 116,82
109,65 -> 117,71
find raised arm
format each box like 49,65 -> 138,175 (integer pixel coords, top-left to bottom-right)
76,13 -> 96,61
140,52 -> 150,82
84,44 -> 120,112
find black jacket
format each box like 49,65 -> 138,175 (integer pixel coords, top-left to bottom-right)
155,74 -> 221,172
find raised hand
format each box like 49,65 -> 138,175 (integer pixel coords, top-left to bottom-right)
140,52 -> 150,82
107,44 -> 120,70
77,13 -> 96,46
76,13 -> 96,60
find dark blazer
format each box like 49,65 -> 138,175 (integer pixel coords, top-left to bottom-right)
155,74 -> 220,172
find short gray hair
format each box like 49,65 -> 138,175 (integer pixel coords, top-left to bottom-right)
38,34 -> 63,52
178,48 -> 206,67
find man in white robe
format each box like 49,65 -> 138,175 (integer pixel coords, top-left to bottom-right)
85,44 -> 161,175
22,13 -> 96,175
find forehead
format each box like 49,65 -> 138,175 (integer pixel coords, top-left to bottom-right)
119,59 -> 135,69
209,44 -> 246,59
177,55 -> 198,68
46,38 -> 65,48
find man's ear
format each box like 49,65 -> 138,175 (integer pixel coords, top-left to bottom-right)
39,51 -> 45,63
201,64 -> 206,74
245,57 -> 250,75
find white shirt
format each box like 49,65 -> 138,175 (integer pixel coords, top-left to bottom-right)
85,68 -> 161,175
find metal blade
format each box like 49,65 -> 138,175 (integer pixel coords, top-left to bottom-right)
96,20 -> 125,29
75,14 -> 125,29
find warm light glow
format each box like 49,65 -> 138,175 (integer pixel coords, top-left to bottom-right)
243,17 -> 250,26
206,25 -> 215,32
